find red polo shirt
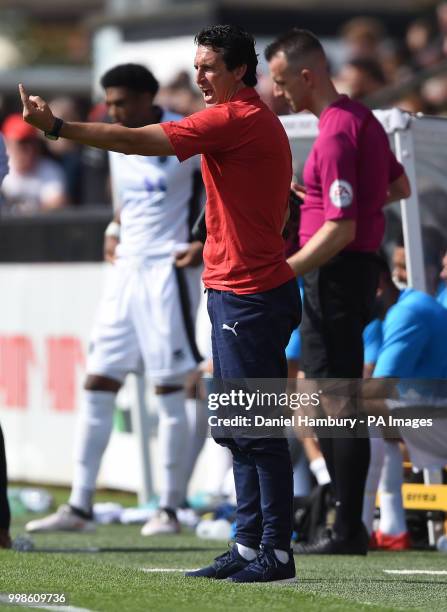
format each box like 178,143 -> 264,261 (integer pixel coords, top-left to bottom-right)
161,87 -> 294,294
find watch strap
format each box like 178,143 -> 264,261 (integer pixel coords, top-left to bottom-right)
45,117 -> 64,140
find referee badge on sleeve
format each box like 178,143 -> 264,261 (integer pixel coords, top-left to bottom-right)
329,179 -> 353,208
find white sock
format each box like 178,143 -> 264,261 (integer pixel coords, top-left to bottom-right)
362,437 -> 385,534
310,456 -> 331,486
69,390 -> 115,513
379,441 -> 407,535
155,390 -> 188,510
274,549 -> 289,564
181,398 -> 208,501
236,543 -> 257,561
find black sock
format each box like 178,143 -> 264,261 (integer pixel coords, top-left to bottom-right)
69,504 -> 93,520
160,507 -> 177,520
318,436 -> 370,539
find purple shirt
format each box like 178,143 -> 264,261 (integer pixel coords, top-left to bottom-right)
300,96 -> 404,251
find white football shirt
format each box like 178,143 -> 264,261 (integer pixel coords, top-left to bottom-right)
109,110 -> 201,258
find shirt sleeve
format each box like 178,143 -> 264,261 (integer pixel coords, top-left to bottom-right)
363,318 -> 383,365
317,133 -> 358,221
373,304 -> 428,377
0,135 -> 9,187
388,149 -> 404,183
161,106 -> 236,162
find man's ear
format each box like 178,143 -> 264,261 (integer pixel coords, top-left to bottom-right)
233,64 -> 248,83
141,91 -> 154,106
301,68 -> 313,86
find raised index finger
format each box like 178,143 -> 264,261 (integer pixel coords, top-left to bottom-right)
18,83 -> 30,109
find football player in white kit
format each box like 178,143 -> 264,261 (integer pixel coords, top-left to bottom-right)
26,64 -> 206,536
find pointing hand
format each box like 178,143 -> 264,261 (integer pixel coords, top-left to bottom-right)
19,83 -> 55,132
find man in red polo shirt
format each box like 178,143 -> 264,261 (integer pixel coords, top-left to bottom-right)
19,25 -> 300,583
266,29 -> 411,555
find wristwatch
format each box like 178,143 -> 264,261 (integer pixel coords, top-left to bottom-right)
44,117 -> 64,141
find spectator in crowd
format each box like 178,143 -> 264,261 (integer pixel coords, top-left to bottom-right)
406,18 -> 441,71
0,132 -> 10,549
0,130 -> 8,187
337,58 -> 387,100
437,0 -> 447,55
79,103 -> 111,206
47,97 -> 84,205
157,71 -> 204,116
333,4 -> 447,117
394,92 -> 428,114
1,113 -> 67,213
340,17 -> 386,60
421,75 -> 447,114
403,3 -> 447,113
379,40 -> 409,83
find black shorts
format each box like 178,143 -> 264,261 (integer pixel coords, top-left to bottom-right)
301,252 -> 380,378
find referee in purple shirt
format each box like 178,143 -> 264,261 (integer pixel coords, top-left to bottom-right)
266,29 -> 411,554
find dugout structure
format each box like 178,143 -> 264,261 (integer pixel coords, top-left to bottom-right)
281,108 -> 447,546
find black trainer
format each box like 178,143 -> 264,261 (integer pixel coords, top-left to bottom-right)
185,544 -> 250,579
293,527 -> 368,555
228,545 -> 296,583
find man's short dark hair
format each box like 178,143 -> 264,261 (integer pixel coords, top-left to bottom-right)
195,25 -> 258,87
100,63 -> 159,96
264,29 -> 324,66
396,225 -> 446,269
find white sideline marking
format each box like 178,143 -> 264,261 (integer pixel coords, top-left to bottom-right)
0,595 -> 92,611
140,568 -> 194,573
383,570 -> 447,576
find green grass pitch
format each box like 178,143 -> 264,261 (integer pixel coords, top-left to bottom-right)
1,488 -> 447,612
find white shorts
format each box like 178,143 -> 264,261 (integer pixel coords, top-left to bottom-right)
400,420 -> 447,469
87,257 -> 202,383
195,285 -> 212,363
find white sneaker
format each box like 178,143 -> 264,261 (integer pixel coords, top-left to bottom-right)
141,509 -> 180,536
177,507 -> 199,528
26,504 -> 96,533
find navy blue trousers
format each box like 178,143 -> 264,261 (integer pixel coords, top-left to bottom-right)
207,279 -> 301,550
